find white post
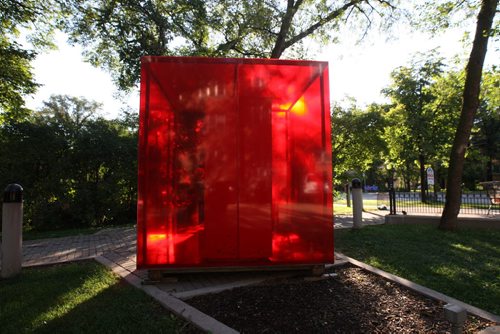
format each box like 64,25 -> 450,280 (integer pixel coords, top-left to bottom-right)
2,184 -> 23,278
352,178 -> 363,229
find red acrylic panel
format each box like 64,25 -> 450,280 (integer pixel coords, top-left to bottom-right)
137,56 -> 333,269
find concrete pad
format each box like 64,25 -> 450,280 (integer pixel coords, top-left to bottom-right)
173,277 -> 270,300
96,255 -> 239,334
154,270 -> 297,299
334,211 -> 386,229
385,214 -> 500,229
478,326 -> 500,334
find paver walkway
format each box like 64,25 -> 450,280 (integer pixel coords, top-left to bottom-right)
3,214 -> 498,331
1,212 -> 382,302
18,227 -> 136,267
1,212 -> 384,269
0,212 -> 380,329
1,213 -> 379,297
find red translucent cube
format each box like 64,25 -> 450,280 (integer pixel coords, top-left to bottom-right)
137,56 -> 333,269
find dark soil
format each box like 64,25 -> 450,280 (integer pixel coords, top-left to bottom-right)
186,264 -> 495,333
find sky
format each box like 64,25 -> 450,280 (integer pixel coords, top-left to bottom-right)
24,23 -> 498,119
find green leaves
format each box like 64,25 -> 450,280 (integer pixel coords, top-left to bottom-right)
60,0 -> 401,90
379,48 -> 499,191
0,95 -> 137,230
382,52 -> 447,190
0,0 -> 62,122
331,102 -> 388,185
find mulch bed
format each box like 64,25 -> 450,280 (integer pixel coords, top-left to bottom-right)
185,264 -> 496,333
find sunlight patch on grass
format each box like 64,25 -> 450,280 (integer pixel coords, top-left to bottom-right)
30,267 -> 115,331
450,243 -> 477,253
335,224 -> 500,314
0,262 -> 187,333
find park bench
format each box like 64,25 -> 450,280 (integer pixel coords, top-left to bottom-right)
480,181 -> 500,215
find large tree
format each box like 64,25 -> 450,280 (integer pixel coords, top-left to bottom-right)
331,101 -> 387,186
471,69 -> 500,182
382,53 -> 445,198
0,0 -> 59,122
439,0 -> 498,230
0,95 -> 137,230
61,0 -> 400,90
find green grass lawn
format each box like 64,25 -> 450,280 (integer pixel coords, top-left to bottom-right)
0,261 -> 192,334
335,224 -> 500,315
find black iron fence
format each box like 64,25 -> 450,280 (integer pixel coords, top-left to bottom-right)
377,190 -> 500,216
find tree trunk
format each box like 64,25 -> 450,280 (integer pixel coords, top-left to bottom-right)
486,157 -> 493,181
404,168 -> 411,192
439,0 -> 498,231
270,0 -> 299,58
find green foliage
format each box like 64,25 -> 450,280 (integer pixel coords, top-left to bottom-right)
412,0 -> 481,33
60,0 -> 400,90
425,69 -> 464,166
0,36 -> 37,121
0,95 -> 137,231
381,56 -> 498,190
0,0 -> 61,122
60,0 -> 211,90
0,262 -> 188,333
469,68 -> 500,182
335,224 -> 500,314
331,101 -> 388,186
331,58 -> 498,192
382,51 -> 450,190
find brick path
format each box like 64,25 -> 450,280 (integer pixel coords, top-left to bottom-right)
0,227 -> 136,268
1,213 -> 384,269
0,216 -> 377,300
2,215 -> 498,332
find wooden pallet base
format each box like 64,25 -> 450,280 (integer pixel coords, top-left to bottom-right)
147,264 -> 327,281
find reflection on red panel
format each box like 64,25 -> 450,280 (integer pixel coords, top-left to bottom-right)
137,56 -> 333,269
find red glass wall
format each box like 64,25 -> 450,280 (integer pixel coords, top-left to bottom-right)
137,56 -> 333,269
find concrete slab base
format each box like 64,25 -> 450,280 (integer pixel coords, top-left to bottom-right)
95,255 -> 239,334
478,325 -> 500,334
385,215 -> 500,229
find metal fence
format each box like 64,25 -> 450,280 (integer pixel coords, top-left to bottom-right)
377,191 -> 500,216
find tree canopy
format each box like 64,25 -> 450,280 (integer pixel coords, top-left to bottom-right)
0,95 -> 137,230
331,101 -> 387,186
60,0 -> 400,90
0,0 -> 60,122
382,52 -> 448,196
440,0 -> 498,230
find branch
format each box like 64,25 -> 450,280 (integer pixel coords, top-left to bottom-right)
249,25 -> 279,36
270,0 -> 301,57
233,45 -> 267,58
284,0 -> 362,49
355,4 -> 373,41
344,6 -> 356,22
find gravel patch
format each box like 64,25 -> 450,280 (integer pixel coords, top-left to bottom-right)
186,264 -> 496,333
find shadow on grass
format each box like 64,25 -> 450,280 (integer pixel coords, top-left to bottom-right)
334,225 -> 500,315
0,261 -> 192,334
1,262 -> 104,333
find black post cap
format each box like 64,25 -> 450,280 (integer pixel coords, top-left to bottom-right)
352,178 -> 362,189
3,184 -> 23,203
